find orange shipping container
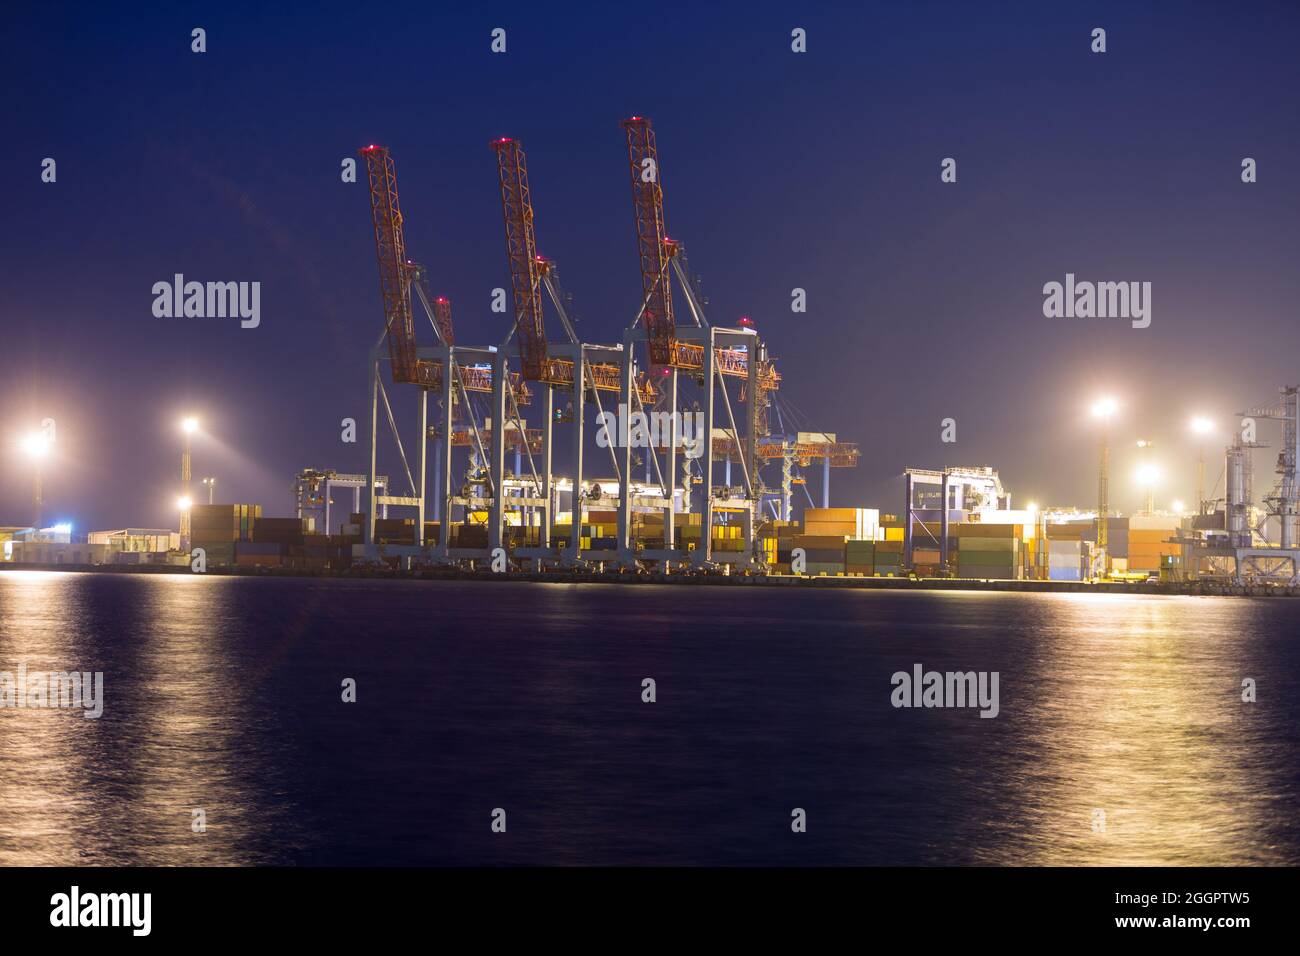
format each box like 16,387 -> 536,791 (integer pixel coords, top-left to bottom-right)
794,534 -> 850,548
956,523 -> 1024,538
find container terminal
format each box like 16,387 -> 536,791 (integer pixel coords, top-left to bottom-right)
5,119 -> 1300,591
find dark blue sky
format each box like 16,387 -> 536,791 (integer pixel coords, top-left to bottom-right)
4,1 -> 1300,531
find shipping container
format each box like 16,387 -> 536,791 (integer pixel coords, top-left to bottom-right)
793,534 -> 849,548
959,552 -> 1019,567
956,537 -> 1018,553
957,564 -> 1022,579
1128,515 -> 1180,531
235,553 -> 282,568
955,523 -> 1024,538
236,542 -> 283,556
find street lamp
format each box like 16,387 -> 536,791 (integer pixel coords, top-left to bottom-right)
1090,398 -> 1119,576
1190,416 -> 1214,516
1136,463 -> 1160,517
1136,439 -> 1156,516
20,432 -> 51,529
1025,502 -> 1043,579
201,476 -> 217,505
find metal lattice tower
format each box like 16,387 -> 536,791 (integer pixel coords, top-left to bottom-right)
1097,427 -> 1110,560
1244,386 -> 1299,548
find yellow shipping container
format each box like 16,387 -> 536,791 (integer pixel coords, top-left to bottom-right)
804,522 -> 856,536
806,508 -> 859,520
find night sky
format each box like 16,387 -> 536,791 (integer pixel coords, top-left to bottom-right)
5,1 -> 1300,533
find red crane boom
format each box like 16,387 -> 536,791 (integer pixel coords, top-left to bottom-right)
621,116 -> 700,369
359,144 -> 441,386
491,137 -> 553,382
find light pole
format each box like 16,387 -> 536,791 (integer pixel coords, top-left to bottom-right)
20,433 -> 51,529
1027,501 -> 1044,579
180,417 -> 198,549
202,476 -> 216,505
1136,463 -> 1160,517
1190,416 -> 1213,515
1136,439 -> 1155,516
1090,398 -> 1118,577
177,496 -> 193,547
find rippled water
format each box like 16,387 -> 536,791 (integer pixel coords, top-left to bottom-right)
0,571 -> 1295,865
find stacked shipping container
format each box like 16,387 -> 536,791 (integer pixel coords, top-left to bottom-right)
955,524 -> 1023,579
190,503 -> 261,566
1127,515 -> 1181,572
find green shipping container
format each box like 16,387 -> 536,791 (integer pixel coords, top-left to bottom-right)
956,537 -> 1018,553
958,549 -> 1020,564
957,564 -> 1021,579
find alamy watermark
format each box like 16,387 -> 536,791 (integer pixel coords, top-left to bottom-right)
1042,273 -> 1150,329
0,664 -> 104,718
595,403 -> 706,459
891,663 -> 999,718
152,274 -> 261,328
50,886 -> 150,936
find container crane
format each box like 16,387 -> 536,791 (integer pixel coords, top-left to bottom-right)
358,145 -> 444,387
620,117 -> 705,370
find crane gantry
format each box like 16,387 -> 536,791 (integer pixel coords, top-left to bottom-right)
351,126 -> 853,572
490,136 -> 655,400
360,144 -> 533,403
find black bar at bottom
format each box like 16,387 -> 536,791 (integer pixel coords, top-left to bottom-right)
0,866 -> 1289,942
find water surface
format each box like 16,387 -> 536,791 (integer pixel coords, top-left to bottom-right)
0,571 -> 1295,865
